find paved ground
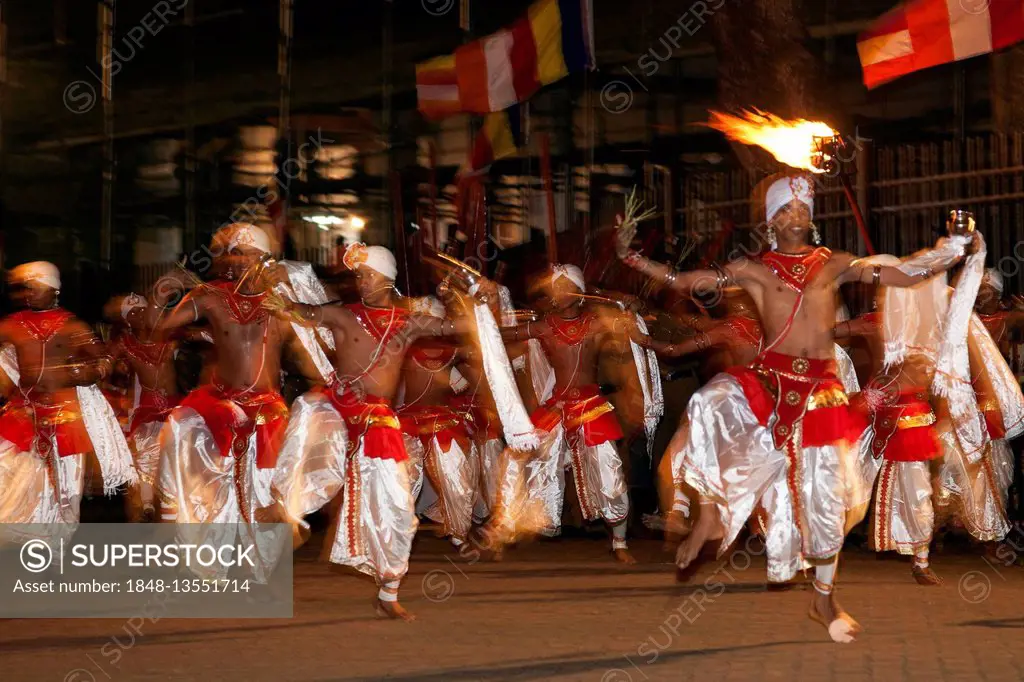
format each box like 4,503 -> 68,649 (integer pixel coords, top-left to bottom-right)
4,528 -> 1024,682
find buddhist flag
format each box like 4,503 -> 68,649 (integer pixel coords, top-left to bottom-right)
858,0 -> 1024,89
471,105 -> 525,170
417,0 -> 595,119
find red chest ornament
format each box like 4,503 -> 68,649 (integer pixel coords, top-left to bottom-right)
121,331 -> 171,367
347,303 -> 411,345
209,280 -> 270,325
759,247 -> 832,293
10,309 -> 75,343
410,340 -> 457,372
546,313 -> 595,346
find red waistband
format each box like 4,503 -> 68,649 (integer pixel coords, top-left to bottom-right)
180,385 -> 288,468
319,383 -> 407,461
0,393 -> 92,457
531,384 -> 623,446
727,365 -> 865,449
129,388 -> 181,435
755,351 -> 838,381
399,404 -> 471,452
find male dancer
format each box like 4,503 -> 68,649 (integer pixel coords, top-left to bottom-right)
835,256 -> 956,585
107,293 -> 200,522
152,224 -> 294,580
659,288 -> 764,366
620,173 -> 981,641
399,295 -> 477,548
0,263 -> 135,541
272,244 -> 524,620
975,269 -> 1024,361
493,264 -> 654,564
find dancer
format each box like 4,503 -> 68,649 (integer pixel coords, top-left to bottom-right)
834,256 -> 961,585
151,224 -> 294,581
648,288 -> 764,541
107,293 -> 206,522
400,295 -> 477,548
272,244 -> 529,620
620,173 -> 981,642
975,269 -> 1024,360
492,264 -> 656,564
0,262 -> 135,543
656,287 -> 764,366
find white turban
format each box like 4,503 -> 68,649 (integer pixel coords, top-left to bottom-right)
343,243 -> 397,280
765,176 -> 815,223
983,268 -> 1004,295
121,293 -> 148,320
9,261 -> 60,290
551,264 -> 585,292
214,223 -> 271,254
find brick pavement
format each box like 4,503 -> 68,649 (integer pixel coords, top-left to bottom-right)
3,532 -> 1023,682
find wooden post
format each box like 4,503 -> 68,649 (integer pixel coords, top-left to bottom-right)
99,0 -> 115,273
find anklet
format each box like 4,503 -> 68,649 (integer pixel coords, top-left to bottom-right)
812,578 -> 834,595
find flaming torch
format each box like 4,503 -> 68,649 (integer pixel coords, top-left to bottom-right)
706,109 -> 875,254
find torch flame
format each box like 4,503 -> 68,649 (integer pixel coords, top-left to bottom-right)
706,109 -> 838,173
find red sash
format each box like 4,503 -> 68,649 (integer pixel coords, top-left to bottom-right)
727,351 -> 867,449
530,384 -> 624,446
129,388 -> 180,435
0,391 -> 92,456
867,389 -> 941,461
179,384 -> 288,468
399,404 -> 471,452
319,382 -> 407,461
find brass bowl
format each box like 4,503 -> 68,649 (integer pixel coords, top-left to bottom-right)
947,209 -> 976,236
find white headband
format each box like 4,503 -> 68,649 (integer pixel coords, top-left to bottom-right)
214,223 -> 271,254
766,176 -> 815,223
984,268 -> 1004,295
551,264 -> 585,292
344,243 -> 398,280
9,261 -> 60,290
121,293 -> 148,320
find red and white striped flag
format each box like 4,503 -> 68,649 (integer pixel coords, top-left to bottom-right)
858,0 -> 1024,89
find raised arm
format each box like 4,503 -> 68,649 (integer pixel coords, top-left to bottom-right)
150,290 -> 205,335
840,232 -> 983,288
619,250 -> 749,296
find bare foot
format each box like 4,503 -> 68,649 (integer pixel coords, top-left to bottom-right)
140,505 -> 157,524
675,504 -> 723,570
376,600 -> 416,622
613,548 -> 638,565
808,592 -> 861,643
911,564 -> 943,586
